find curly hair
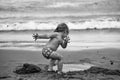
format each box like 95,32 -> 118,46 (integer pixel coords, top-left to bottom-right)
54,23 -> 69,34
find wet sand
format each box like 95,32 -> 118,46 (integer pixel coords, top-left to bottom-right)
0,48 -> 120,80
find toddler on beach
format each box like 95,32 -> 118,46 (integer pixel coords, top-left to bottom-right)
32,23 -> 70,74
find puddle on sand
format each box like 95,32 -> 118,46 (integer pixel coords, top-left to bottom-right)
53,63 -> 94,73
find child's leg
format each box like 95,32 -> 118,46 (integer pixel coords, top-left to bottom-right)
48,59 -> 56,71
49,52 -> 63,73
57,57 -> 63,74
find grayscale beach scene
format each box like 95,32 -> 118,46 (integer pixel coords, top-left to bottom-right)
0,0 -> 120,80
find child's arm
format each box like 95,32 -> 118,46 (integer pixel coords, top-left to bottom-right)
61,40 -> 68,49
61,36 -> 70,49
33,33 -> 57,41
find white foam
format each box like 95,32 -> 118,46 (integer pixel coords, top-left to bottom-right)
0,17 -> 120,30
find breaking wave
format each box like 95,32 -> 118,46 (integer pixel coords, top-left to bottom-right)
0,17 -> 120,30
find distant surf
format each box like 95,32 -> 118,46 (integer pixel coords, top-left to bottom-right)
0,17 -> 120,30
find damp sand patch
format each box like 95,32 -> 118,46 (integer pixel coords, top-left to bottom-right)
12,63 -> 120,80
53,63 -> 94,73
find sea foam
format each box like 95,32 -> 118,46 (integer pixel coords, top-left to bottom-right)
0,17 -> 120,30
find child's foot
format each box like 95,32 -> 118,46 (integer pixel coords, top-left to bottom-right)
47,69 -> 55,72
57,71 -> 63,75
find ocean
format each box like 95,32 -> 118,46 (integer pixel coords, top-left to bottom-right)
0,15 -> 120,50
0,15 -> 120,30
0,29 -> 120,51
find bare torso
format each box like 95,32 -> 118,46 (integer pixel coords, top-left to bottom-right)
44,33 -> 63,51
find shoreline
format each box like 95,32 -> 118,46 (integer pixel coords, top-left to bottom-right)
0,46 -> 120,52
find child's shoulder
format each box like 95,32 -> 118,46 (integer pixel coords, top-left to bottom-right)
48,32 -> 62,38
52,32 -> 62,36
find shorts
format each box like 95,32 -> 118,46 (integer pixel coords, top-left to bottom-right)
42,48 -> 62,60
42,48 -> 53,59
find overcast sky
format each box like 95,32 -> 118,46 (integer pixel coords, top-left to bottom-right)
0,0 -> 120,17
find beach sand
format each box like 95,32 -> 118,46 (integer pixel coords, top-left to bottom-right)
0,48 -> 120,80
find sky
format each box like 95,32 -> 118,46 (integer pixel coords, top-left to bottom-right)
0,0 -> 120,17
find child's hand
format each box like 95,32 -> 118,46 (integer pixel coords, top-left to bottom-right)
32,33 -> 39,41
63,36 -> 70,43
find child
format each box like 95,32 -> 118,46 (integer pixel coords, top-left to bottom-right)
32,23 -> 70,74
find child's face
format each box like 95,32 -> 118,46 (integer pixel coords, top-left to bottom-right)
62,31 -> 68,38
64,30 -> 69,35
